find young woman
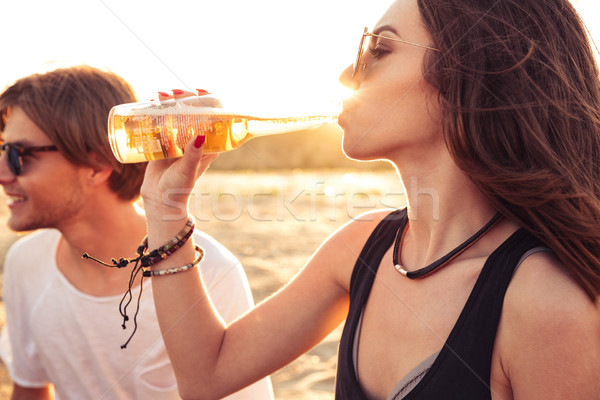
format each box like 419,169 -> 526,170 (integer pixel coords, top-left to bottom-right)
141,0 -> 600,398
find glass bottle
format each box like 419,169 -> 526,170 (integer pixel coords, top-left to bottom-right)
108,94 -> 339,163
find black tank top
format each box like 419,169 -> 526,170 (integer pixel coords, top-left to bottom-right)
335,209 -> 542,399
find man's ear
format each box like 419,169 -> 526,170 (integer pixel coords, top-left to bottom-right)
86,165 -> 113,186
84,153 -> 114,186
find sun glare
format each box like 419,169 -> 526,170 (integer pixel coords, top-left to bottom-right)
0,0 -> 597,112
0,0 -> 393,112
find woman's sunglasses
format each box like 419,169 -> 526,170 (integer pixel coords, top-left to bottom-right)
353,27 -> 440,79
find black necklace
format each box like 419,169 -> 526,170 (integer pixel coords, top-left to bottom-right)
392,212 -> 503,279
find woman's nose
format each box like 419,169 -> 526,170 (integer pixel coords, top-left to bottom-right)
339,64 -> 358,91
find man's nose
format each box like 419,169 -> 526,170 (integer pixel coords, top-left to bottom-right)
0,156 -> 17,184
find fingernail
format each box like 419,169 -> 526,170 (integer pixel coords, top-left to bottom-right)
158,92 -> 169,97
196,89 -> 210,96
194,135 -> 205,148
172,89 -> 184,95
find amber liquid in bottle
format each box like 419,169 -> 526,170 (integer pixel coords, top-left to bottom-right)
108,96 -> 338,164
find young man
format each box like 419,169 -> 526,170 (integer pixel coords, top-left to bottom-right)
0,66 -> 273,400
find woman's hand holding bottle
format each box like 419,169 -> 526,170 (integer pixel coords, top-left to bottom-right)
141,90 -> 218,240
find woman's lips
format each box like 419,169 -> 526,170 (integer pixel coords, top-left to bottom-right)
337,111 -> 348,130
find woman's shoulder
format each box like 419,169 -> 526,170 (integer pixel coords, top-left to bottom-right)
326,208 -> 402,247
497,251 -> 600,396
310,208 -> 402,277
505,251 -> 597,321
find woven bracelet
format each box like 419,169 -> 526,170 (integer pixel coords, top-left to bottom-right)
140,216 -> 196,267
81,215 -> 195,270
142,245 -> 204,277
81,215 -> 198,349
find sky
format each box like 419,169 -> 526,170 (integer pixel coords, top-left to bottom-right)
1,0 -> 598,113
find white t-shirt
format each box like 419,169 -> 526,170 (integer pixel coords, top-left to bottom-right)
0,229 -> 273,400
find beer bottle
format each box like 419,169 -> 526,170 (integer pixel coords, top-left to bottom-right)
108,93 -> 338,163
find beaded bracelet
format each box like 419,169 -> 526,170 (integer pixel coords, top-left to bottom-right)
142,245 -> 205,277
140,216 -> 196,267
82,215 -> 196,269
81,215 -> 199,349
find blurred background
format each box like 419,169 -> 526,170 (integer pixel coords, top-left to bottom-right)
0,0 -> 598,398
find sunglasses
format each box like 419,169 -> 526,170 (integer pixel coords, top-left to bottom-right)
0,140 -> 59,176
353,27 -> 440,79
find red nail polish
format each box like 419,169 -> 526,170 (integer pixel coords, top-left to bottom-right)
196,89 -> 210,96
194,135 -> 205,148
172,89 -> 184,95
158,92 -> 169,97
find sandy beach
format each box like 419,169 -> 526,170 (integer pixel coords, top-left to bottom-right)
0,168 -> 405,399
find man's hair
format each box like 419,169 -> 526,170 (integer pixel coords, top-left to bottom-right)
0,65 -> 147,200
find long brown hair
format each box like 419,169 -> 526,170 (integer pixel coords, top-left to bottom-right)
418,0 -> 600,300
0,65 -> 146,201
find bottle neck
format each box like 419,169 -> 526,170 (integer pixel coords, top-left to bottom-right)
244,113 -> 338,137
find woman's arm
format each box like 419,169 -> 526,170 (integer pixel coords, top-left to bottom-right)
142,136 -> 380,399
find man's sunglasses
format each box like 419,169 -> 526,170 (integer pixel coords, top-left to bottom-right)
0,140 -> 59,176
